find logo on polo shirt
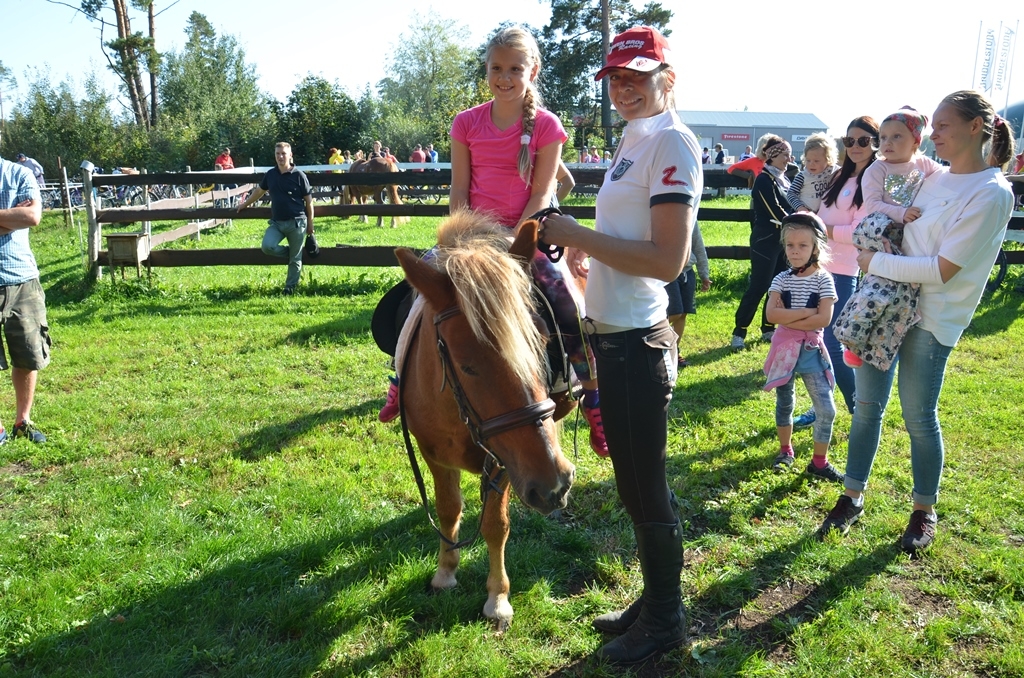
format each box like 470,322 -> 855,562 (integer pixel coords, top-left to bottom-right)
611,159 -> 633,181
661,166 -> 688,187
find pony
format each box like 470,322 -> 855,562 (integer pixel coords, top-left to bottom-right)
347,157 -> 409,228
394,210 -> 575,632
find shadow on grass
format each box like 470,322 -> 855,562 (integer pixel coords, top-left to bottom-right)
283,312 -> 375,347
233,404 -> 378,460
966,286 -> 1024,338
670,366 -> 765,424
690,540 -> 903,671
13,510 -> 517,677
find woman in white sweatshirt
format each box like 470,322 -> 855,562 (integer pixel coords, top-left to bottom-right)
817,90 -> 1016,555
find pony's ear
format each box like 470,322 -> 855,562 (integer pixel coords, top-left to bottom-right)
395,248 -> 454,310
510,220 -> 539,263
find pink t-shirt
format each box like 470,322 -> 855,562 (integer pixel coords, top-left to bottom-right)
816,174 -> 870,277
451,101 -> 568,226
861,155 -> 943,224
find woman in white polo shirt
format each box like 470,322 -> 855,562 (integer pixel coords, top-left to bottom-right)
540,26 -> 701,665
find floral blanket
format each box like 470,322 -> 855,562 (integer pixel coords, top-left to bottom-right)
832,212 -> 920,371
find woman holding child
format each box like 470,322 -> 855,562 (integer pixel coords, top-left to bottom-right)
818,91 -> 1015,555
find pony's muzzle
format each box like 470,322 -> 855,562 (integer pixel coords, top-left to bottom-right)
523,463 -> 574,515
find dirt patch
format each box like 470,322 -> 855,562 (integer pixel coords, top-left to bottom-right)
887,577 -> 955,621
733,582 -> 815,631
0,461 -> 35,476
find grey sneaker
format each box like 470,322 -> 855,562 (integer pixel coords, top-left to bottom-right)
730,334 -> 745,350
806,460 -> 845,483
901,510 -> 937,556
772,452 -> 794,472
761,330 -> 775,343
818,495 -> 863,538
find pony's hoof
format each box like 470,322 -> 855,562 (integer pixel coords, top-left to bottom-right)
492,617 -> 511,635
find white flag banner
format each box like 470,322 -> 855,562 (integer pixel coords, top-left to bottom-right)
993,25 -> 1015,93
975,21 -> 1018,96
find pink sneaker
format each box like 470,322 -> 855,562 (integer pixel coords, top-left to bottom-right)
843,349 -> 864,368
378,377 -> 400,423
582,403 -> 609,457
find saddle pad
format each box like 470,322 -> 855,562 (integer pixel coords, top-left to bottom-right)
371,279 -> 414,356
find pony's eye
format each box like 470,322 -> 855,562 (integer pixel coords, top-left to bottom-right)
460,364 -> 479,376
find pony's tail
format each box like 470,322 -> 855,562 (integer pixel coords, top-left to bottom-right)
517,86 -> 537,186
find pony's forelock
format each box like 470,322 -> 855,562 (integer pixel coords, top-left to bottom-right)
432,211 -> 546,386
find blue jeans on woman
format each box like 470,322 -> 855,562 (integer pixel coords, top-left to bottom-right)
843,326 -> 952,505
824,273 -> 857,413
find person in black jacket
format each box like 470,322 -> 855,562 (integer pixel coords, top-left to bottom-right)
731,136 -> 793,349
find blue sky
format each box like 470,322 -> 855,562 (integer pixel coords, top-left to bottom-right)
2,1 -> 1021,134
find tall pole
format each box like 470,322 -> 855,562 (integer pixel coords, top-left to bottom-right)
973,21 -> 982,90
1002,21 -> 1019,119
601,0 -> 611,147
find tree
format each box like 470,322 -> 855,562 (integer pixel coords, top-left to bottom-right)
278,75 -> 361,164
158,12 -> 277,168
0,61 -> 16,133
539,0 -> 672,116
4,70 -> 141,176
377,12 -> 480,154
79,0 -> 159,129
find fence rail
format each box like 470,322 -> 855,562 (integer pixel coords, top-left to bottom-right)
80,167 -> 1024,278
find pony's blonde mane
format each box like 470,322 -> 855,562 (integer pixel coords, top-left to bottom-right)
432,211 -> 546,386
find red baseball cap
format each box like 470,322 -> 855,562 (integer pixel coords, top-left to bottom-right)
595,26 -> 673,80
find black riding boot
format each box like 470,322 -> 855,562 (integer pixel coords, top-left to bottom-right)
592,593 -> 643,634
595,521 -> 687,665
592,490 -> 679,635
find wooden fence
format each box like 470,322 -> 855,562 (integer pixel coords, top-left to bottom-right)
81,167 -> 1024,278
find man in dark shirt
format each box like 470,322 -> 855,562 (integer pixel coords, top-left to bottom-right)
237,142 -> 314,294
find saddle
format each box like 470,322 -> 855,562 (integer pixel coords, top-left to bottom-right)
371,280 -> 578,421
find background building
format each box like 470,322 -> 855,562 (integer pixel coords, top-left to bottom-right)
677,110 -> 829,162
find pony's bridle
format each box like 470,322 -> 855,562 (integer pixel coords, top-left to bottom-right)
400,305 -> 556,551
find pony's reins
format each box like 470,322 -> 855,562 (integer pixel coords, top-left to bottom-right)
399,304 -> 556,551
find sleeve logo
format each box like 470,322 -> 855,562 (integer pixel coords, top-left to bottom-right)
661,166 -> 688,186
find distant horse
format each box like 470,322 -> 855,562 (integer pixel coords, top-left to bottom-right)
394,210 -> 575,632
347,157 -> 409,228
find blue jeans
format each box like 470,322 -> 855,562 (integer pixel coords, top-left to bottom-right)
775,369 -> 836,445
843,326 -> 952,505
262,217 -> 306,290
825,273 -> 857,413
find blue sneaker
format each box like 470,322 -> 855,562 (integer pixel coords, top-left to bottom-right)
13,420 -> 46,443
0,427 -> 7,445
793,409 -> 816,430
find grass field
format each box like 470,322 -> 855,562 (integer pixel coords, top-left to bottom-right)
1,199 -> 1023,677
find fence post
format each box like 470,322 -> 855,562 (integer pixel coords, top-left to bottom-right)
142,168 -> 151,237
60,165 -> 72,231
185,166 -> 193,197
81,161 -> 102,279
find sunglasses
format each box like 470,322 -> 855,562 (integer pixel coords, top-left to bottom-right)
842,136 -> 877,148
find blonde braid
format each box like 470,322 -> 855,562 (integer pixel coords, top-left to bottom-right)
518,86 -> 538,185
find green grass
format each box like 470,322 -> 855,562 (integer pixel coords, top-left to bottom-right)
1,199 -> 1023,677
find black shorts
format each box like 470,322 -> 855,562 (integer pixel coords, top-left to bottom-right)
665,268 -> 697,316
0,278 -> 52,371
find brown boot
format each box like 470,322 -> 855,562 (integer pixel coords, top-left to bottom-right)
595,522 -> 687,665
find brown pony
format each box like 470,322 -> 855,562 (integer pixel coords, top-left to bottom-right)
348,157 -> 409,228
394,210 -> 575,632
